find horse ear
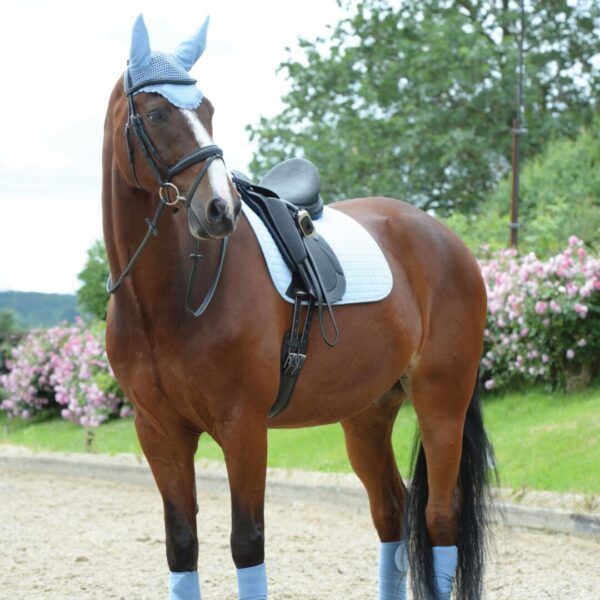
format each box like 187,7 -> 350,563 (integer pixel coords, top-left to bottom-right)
174,16 -> 210,71
129,14 -> 152,71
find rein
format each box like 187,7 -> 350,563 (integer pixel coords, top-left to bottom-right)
107,70 -> 228,318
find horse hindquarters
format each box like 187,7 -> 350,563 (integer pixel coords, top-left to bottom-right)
407,378 -> 494,600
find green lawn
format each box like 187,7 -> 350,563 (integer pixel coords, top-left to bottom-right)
1,387 -> 599,494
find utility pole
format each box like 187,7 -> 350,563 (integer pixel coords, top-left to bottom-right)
510,0 -> 525,248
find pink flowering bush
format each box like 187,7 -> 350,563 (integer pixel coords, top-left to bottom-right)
479,237 -> 600,391
0,319 -> 130,427
0,327 -> 68,419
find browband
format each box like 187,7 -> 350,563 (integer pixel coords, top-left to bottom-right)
124,73 -> 198,96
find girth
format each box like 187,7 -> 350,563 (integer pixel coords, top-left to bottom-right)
233,171 -> 346,418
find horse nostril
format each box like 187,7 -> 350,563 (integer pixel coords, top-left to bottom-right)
207,197 -> 228,223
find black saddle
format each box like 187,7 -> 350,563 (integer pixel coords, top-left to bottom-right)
232,161 -> 345,308
259,158 -> 324,219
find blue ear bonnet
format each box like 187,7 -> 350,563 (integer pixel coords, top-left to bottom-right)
127,52 -> 203,109
126,15 -> 208,110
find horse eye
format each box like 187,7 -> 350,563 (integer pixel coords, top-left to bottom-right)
148,110 -> 165,123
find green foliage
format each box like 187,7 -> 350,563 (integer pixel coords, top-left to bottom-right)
248,0 -> 600,214
0,291 -> 77,329
77,240 -> 109,321
505,121 -> 600,255
0,309 -> 22,374
443,120 -> 600,256
0,309 -> 21,336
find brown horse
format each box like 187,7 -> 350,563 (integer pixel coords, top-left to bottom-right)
103,16 -> 493,600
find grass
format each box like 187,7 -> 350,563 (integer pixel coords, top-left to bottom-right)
1,387 -> 599,494
483,387 -> 600,494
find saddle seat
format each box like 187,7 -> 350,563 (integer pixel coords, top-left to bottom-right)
259,158 -> 324,219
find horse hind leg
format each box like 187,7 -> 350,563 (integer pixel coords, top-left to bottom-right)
407,365 -> 493,600
341,384 -> 409,599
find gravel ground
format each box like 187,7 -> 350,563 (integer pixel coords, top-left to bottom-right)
1,469 -> 599,599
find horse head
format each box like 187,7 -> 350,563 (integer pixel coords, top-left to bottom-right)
110,14 -> 241,239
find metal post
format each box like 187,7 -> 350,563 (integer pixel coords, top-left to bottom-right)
509,0 -> 525,248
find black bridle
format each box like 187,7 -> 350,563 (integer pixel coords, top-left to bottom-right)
107,70 -> 229,318
123,71 -> 223,197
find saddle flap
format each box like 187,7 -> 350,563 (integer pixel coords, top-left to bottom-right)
259,158 -> 324,219
303,237 -> 346,303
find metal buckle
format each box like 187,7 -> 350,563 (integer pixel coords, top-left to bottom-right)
159,182 -> 186,206
283,352 -> 307,376
296,210 -> 316,238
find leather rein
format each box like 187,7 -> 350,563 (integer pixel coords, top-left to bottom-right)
107,70 -> 228,318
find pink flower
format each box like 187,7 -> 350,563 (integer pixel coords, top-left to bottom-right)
541,354 -> 549,363
484,379 -> 495,390
566,349 -> 575,360
549,300 -> 561,314
535,301 -> 547,314
577,339 -> 587,348
573,303 -> 589,318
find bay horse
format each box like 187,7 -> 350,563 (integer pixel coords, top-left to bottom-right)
103,15 -> 493,600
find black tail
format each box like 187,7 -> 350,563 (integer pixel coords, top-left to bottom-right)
406,379 -> 496,600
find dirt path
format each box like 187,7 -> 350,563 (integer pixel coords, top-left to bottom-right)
0,469 -> 598,599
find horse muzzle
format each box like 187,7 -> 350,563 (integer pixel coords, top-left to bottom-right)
188,196 -> 240,239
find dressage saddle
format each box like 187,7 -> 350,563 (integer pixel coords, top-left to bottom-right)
232,158 -> 346,418
259,158 -> 324,219
232,158 -> 345,305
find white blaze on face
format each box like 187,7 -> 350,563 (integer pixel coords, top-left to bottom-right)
180,109 -> 235,212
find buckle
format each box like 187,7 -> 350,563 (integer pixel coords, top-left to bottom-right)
283,352 -> 307,376
296,210 -> 316,238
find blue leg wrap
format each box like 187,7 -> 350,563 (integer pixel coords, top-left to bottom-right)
237,562 -> 268,600
169,571 -> 201,600
378,541 -> 408,600
432,546 -> 458,600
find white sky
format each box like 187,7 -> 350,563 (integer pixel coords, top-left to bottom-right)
0,0 -> 345,294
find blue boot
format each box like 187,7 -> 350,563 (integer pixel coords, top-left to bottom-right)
378,541 -> 408,599
237,562 -> 268,600
169,571 -> 201,600
432,546 -> 458,600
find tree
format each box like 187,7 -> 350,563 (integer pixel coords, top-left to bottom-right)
77,240 -> 109,321
248,0 -> 600,214
0,308 -> 21,374
443,118 -> 600,256
0,309 -> 21,336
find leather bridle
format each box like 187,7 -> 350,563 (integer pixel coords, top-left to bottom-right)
107,69 -> 229,318
123,70 -> 224,204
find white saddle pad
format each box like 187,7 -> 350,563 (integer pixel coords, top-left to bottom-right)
242,202 -> 393,305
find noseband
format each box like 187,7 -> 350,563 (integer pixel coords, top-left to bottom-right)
107,70 -> 229,318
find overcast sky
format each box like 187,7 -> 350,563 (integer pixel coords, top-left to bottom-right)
0,0 -> 345,294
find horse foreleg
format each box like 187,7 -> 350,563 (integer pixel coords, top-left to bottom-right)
135,413 -> 201,600
219,416 -> 268,600
341,387 -> 408,600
